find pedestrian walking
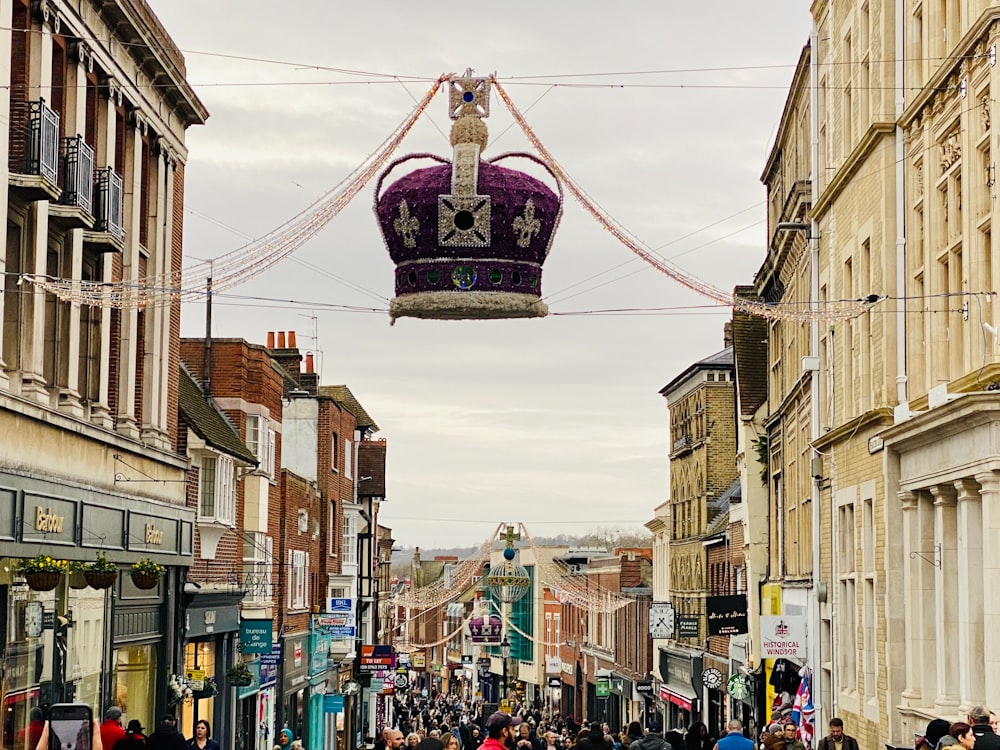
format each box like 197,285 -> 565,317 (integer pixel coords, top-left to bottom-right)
712,721 -> 753,750
970,707 -> 1000,750
816,719 -> 859,750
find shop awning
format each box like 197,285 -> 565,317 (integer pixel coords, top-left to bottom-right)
659,684 -> 695,712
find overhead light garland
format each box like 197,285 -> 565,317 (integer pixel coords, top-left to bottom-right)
27,71 -> 876,323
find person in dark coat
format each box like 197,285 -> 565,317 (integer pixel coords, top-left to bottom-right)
576,723 -> 613,750
970,707 -> 1000,750
145,716 -> 186,750
114,720 -> 147,750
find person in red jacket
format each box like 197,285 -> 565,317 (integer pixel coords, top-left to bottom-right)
482,713 -> 522,750
101,708 -> 126,750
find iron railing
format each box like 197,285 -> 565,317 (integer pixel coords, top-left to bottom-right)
93,167 -> 124,239
60,135 -> 94,213
27,98 -> 59,183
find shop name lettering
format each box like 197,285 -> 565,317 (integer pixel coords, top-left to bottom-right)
763,638 -> 802,655
35,507 -> 64,533
144,524 -> 163,544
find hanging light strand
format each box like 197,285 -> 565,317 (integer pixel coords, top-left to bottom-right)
491,78 -> 875,323
27,76 -> 449,308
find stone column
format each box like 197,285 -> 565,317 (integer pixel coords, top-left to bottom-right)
140,142 -> 165,447
931,483 -> 960,713
955,477 -> 985,712
115,117 -> 142,440
900,490 -> 922,704
976,471 -> 1000,708
156,150 -> 174,433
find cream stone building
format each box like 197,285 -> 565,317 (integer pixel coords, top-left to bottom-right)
749,2 -> 1000,746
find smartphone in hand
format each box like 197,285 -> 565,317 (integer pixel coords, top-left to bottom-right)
48,704 -> 93,750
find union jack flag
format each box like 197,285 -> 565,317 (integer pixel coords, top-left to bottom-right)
790,670 -> 815,749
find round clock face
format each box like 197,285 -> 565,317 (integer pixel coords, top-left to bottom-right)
702,667 -> 724,690
24,602 -> 43,639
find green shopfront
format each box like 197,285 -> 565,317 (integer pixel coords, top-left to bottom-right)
0,469 -> 193,738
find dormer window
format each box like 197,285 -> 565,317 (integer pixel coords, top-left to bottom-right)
199,452 -> 236,526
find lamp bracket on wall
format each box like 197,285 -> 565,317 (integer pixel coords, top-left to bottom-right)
909,544 -> 941,569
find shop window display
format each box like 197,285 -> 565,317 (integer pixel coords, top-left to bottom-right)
181,642 -> 216,738
113,645 -> 157,728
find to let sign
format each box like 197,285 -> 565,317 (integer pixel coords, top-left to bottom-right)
360,645 -> 395,673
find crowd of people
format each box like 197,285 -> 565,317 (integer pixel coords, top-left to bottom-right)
915,706 -> 1000,750
99,709 -> 224,750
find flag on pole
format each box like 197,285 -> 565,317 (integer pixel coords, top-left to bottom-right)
790,669 -> 815,749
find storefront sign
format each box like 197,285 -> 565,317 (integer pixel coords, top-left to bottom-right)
144,523 -> 163,545
240,619 -> 274,654
469,615 -> 503,644
706,595 -> 748,636
412,652 -> 426,669
659,685 -> 693,712
677,615 -> 700,638
760,616 -> 805,658
34,506 -> 64,533
596,678 -> 610,698
323,693 -> 345,713
260,646 -> 280,687
548,677 -> 561,688
260,642 -> 282,667
635,680 -> 654,696
188,598 -> 241,638
311,632 -> 330,675
359,645 -> 395,673
545,657 -> 561,674
727,674 -> 750,701
314,614 -> 356,629
329,598 -> 354,612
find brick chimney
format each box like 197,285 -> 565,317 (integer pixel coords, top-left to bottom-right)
267,330 -> 303,392
723,321 -> 734,349
620,551 -> 641,588
299,351 -> 319,395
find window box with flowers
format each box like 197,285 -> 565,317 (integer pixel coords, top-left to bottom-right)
129,558 -> 166,590
16,555 -> 68,591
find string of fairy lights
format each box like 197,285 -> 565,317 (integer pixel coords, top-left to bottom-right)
19,73 -> 879,323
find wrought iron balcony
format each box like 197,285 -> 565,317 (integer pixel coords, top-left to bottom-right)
93,167 -> 124,239
59,135 -> 94,214
27,99 -> 59,184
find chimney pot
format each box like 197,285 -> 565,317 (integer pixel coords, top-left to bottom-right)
289,331 -> 297,347
277,331 -> 286,348
267,331 -> 275,348
306,353 -> 315,374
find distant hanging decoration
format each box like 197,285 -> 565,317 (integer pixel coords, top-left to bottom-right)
374,70 -> 563,322
485,524 -> 531,603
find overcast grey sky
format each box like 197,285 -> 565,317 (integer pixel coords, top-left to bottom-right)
148,1 -> 811,547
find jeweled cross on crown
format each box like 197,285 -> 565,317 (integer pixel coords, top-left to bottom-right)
501,524 -> 520,548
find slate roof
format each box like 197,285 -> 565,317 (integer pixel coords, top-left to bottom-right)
732,286 -> 769,417
707,478 -> 741,530
178,365 -> 258,465
659,345 -> 734,397
319,385 -> 379,432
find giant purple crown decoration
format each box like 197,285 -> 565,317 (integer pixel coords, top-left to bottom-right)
375,72 -> 563,322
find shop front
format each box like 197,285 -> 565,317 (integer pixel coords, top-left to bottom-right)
657,648 -> 700,731
179,591 -> 242,748
279,634 -> 310,742
0,469 -> 192,740
307,627 -> 331,750
702,655 -> 728,738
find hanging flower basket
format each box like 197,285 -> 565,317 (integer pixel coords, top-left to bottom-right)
192,677 -> 218,699
68,570 -> 88,589
131,572 -> 160,590
129,557 -> 165,589
24,571 -> 62,591
227,663 -> 254,688
84,570 -> 118,589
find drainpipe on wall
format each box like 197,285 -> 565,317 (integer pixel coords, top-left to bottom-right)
808,17 -> 824,733
895,0 -> 908,410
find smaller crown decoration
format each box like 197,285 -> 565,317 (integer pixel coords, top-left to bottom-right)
375,70 -> 562,322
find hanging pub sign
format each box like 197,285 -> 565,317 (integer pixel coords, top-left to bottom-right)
469,615 -> 503,644
677,615 -> 700,638
706,594 -> 748,636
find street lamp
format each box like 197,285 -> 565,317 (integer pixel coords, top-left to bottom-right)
500,637 -> 511,700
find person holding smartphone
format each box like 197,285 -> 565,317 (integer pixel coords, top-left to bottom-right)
37,705 -> 103,750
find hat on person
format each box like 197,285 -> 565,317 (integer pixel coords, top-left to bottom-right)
925,719 -> 951,748
105,707 -> 123,721
971,706 -> 991,723
485,713 -> 522,731
126,720 -> 144,734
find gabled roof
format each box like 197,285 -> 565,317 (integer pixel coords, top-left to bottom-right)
319,385 -> 379,432
659,345 -> 734,397
178,365 -> 258,465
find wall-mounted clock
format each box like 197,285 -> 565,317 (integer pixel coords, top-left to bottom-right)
24,602 -> 43,639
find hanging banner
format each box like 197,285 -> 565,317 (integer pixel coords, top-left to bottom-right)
706,594 -> 748,636
760,615 -> 806,658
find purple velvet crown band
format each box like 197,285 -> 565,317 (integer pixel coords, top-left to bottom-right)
376,158 -> 560,299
